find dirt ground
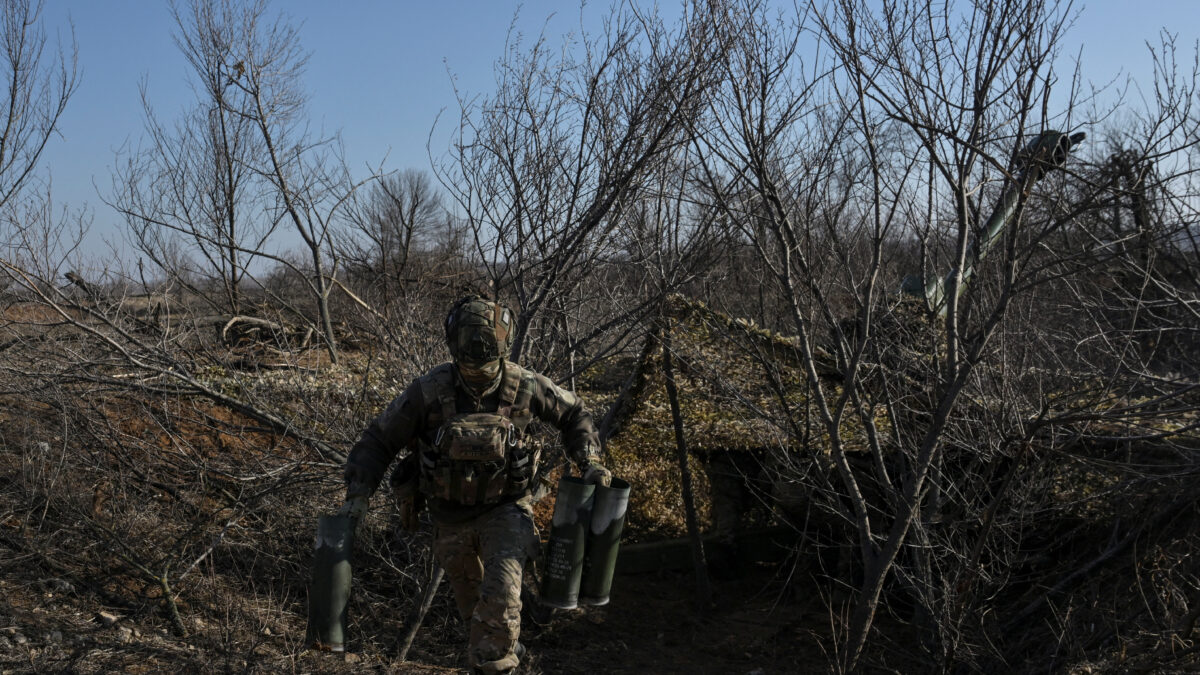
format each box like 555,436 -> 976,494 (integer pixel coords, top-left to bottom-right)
517,565 -> 829,674
321,560 -> 831,675
0,557 -> 834,674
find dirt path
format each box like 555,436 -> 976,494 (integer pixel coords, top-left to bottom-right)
521,566 -> 827,674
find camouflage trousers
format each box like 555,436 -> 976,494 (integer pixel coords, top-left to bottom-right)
432,499 -> 539,674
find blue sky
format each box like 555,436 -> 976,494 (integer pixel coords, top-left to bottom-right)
42,0 -> 606,253
32,0 -> 1200,259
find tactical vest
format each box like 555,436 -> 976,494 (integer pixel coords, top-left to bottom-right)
415,363 -> 538,506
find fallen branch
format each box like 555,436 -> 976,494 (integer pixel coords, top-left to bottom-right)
220,315 -> 287,345
397,565 -> 444,662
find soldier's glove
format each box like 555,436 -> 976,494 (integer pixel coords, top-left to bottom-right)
343,464 -> 372,494
581,462 -> 612,487
341,464 -> 372,521
338,494 -> 368,521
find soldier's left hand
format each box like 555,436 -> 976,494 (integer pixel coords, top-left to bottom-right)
338,495 -> 369,520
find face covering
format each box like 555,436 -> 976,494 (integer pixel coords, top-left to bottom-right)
457,358 -> 501,391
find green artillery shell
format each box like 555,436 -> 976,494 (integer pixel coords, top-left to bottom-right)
580,477 -> 630,605
540,477 -> 595,609
306,514 -> 355,651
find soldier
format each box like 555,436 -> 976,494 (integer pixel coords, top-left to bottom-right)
342,295 -> 611,675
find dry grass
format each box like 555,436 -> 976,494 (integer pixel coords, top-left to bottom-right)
0,311 -> 1198,674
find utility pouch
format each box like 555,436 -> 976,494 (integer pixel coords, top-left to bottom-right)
390,455 -> 423,530
437,413 -> 515,461
390,454 -> 420,498
414,364 -> 539,506
397,492 -> 424,531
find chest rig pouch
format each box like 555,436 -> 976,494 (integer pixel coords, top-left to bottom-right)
417,364 -> 537,506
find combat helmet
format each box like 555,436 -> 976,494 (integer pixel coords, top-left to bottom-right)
445,295 -> 515,389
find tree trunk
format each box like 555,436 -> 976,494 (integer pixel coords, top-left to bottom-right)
660,321 -> 711,610
311,256 -> 339,365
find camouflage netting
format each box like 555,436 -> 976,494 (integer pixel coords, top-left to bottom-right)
595,293 -> 840,454
574,294 -> 856,540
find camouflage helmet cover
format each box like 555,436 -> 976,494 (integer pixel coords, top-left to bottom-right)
444,295 -> 514,364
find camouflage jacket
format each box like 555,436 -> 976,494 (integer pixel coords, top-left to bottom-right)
345,361 -> 601,522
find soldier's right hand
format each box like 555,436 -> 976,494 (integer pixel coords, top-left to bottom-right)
582,463 -> 612,487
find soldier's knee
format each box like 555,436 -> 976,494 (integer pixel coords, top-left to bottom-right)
475,580 -> 522,622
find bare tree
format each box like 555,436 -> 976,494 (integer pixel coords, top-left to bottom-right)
114,0 -> 372,365
685,0 -> 1200,669
339,169 -> 442,310
4,0 -> 1200,671
0,0 -> 76,220
435,0 -> 736,369
113,0 -> 270,316
228,0 -> 367,365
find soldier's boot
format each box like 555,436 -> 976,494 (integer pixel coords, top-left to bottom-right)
473,652 -> 519,675
471,639 -> 524,674
472,644 -> 525,675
